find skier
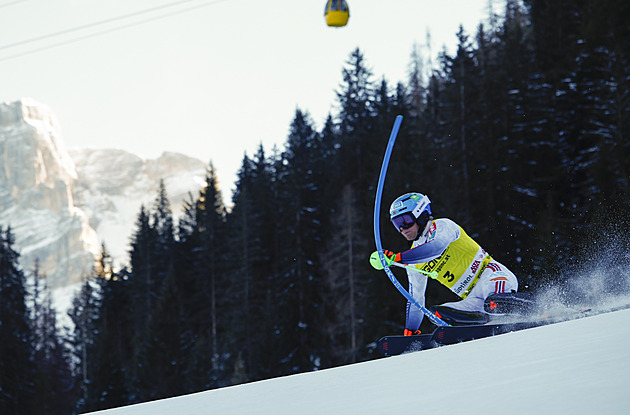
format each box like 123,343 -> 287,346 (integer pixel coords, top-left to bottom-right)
382,192 -> 519,335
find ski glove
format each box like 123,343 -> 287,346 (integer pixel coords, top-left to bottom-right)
383,250 -> 402,264
369,250 -> 402,270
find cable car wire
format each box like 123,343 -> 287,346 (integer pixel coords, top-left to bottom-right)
0,0 -> 231,51
0,0 -> 234,62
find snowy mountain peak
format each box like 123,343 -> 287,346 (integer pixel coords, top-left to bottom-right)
70,147 -> 208,268
1,98 -> 77,183
0,99 -> 207,288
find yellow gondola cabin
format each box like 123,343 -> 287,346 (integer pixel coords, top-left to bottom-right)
324,0 -> 349,27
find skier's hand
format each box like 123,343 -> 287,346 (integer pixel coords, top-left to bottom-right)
383,250 -> 401,264
369,250 -> 401,270
404,329 -> 422,336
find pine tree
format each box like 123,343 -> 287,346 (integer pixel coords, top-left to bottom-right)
273,109 -> 328,373
435,26 -> 484,223
335,47 -> 377,186
128,205 -> 158,332
227,148 -> 281,382
29,262 -> 77,414
0,226 -> 38,414
225,153 -> 257,381
68,271 -> 101,412
75,246 -> 136,411
134,181 -> 187,400
486,0 -> 537,264
319,184 -> 369,365
177,165 -> 230,389
407,42 -> 428,124
317,115 -> 342,213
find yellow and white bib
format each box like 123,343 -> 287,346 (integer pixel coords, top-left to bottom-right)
413,221 -> 492,299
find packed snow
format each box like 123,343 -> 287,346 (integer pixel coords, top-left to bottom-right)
86,307 -> 630,415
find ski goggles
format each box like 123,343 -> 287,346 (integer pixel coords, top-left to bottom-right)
391,212 -> 416,230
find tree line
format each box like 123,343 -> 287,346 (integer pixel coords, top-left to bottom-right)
1,0 -> 629,412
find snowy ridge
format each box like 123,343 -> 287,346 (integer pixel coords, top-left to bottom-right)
69,148 -> 208,269
0,98 -> 77,180
1,98 -> 208,289
87,308 -> 630,415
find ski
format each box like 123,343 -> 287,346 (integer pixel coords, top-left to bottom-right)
377,322 -> 527,356
377,333 -> 438,356
378,321 -> 541,356
377,309 -> 592,356
431,321 -> 542,346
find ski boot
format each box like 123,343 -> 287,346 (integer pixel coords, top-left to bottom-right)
484,292 -> 536,315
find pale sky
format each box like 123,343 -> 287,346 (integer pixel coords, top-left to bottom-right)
1,0 -> 493,200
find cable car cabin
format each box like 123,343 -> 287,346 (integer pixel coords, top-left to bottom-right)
324,0 -> 349,27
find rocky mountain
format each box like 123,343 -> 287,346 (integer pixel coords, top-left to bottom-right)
0,98 -> 207,288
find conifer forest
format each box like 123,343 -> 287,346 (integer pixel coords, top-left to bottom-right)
1,0 -> 629,413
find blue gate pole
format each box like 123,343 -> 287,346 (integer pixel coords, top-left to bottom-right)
373,115 -> 449,327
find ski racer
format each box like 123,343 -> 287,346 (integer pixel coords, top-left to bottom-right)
382,192 -> 519,335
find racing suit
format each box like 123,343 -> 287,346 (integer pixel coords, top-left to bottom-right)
400,218 -> 518,332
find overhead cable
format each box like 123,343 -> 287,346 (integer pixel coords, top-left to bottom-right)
0,0 -> 233,61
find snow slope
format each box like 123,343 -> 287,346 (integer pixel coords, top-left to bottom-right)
87,308 -> 630,415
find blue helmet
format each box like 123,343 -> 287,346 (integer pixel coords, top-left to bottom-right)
389,192 -> 432,230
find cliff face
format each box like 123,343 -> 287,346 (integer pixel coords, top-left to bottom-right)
0,99 -> 207,287
0,99 -> 98,287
